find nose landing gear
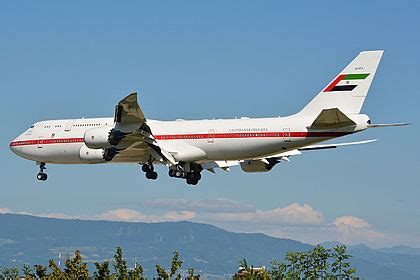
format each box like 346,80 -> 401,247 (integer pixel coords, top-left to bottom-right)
36,162 -> 48,181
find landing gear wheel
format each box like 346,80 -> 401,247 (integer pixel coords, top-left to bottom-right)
186,178 -> 198,185
37,173 -> 47,181
169,169 -> 176,177
142,164 -> 151,172
146,171 -> 158,180
36,162 -> 47,181
187,172 -> 201,181
175,170 -> 184,178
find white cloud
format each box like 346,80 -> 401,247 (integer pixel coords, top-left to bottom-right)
206,203 -> 324,226
1,206 -> 196,223
97,208 -> 196,223
0,208 -> 12,214
332,216 -> 385,244
143,197 -> 254,213
143,198 -> 323,225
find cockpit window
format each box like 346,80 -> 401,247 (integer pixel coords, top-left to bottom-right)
30,125 -> 35,128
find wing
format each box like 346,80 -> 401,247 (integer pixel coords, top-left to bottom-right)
114,92 -> 147,130
299,139 -> 377,151
108,93 -> 176,164
266,139 -> 377,159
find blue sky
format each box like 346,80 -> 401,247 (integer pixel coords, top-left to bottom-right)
1,1 -> 419,247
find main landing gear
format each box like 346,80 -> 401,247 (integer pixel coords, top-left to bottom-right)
36,162 -> 48,181
142,163 -> 158,180
168,164 -> 202,185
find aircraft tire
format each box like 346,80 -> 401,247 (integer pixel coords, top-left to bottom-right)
142,164 -> 150,172
37,173 -> 47,181
175,170 -> 183,178
146,171 -> 158,180
169,169 -> 176,177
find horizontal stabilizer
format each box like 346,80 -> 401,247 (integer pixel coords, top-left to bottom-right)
309,108 -> 356,129
369,123 -> 409,128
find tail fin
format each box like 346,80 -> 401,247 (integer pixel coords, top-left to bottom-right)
299,50 -> 384,116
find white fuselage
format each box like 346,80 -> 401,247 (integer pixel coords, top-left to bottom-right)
10,114 -> 367,165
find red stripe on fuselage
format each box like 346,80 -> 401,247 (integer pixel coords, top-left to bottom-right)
10,138 -> 84,147
9,132 -> 352,147
154,131 -> 351,140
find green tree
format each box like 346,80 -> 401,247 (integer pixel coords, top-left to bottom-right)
33,264 -> 48,279
270,260 -> 286,280
22,264 -> 35,280
170,251 -> 183,279
128,261 -> 145,280
297,251 -> 311,279
94,261 -> 112,279
186,268 -> 200,280
64,250 -> 89,279
49,259 -> 64,278
155,251 -> 183,280
308,245 -> 331,279
331,245 -> 356,279
284,251 -> 302,279
114,247 -> 128,280
0,266 -> 19,280
156,264 -> 169,280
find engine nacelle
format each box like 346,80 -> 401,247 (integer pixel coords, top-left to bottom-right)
240,160 -> 277,173
79,145 -> 105,163
84,127 -> 114,149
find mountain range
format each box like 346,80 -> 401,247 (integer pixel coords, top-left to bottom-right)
0,213 -> 419,279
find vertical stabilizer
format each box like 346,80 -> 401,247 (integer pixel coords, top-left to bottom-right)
299,50 -> 383,116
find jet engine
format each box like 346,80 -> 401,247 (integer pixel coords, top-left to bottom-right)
84,127 -> 127,149
79,145 -> 105,163
240,159 -> 279,173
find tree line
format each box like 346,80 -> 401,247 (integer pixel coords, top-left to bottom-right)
235,245 -> 356,280
0,245 -> 356,279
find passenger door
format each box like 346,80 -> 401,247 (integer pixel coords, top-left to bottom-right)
208,129 -> 215,144
64,120 -> 75,132
38,136 -> 44,149
283,128 -> 291,142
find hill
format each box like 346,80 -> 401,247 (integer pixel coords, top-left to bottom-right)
0,213 -> 419,279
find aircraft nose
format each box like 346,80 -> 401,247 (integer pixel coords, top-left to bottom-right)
9,137 -> 22,155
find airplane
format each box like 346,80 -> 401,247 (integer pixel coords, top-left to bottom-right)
10,50 -> 407,185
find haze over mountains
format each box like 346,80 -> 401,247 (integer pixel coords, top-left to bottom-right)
0,213 -> 419,279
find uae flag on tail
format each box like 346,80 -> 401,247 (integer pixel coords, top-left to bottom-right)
323,73 -> 370,92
